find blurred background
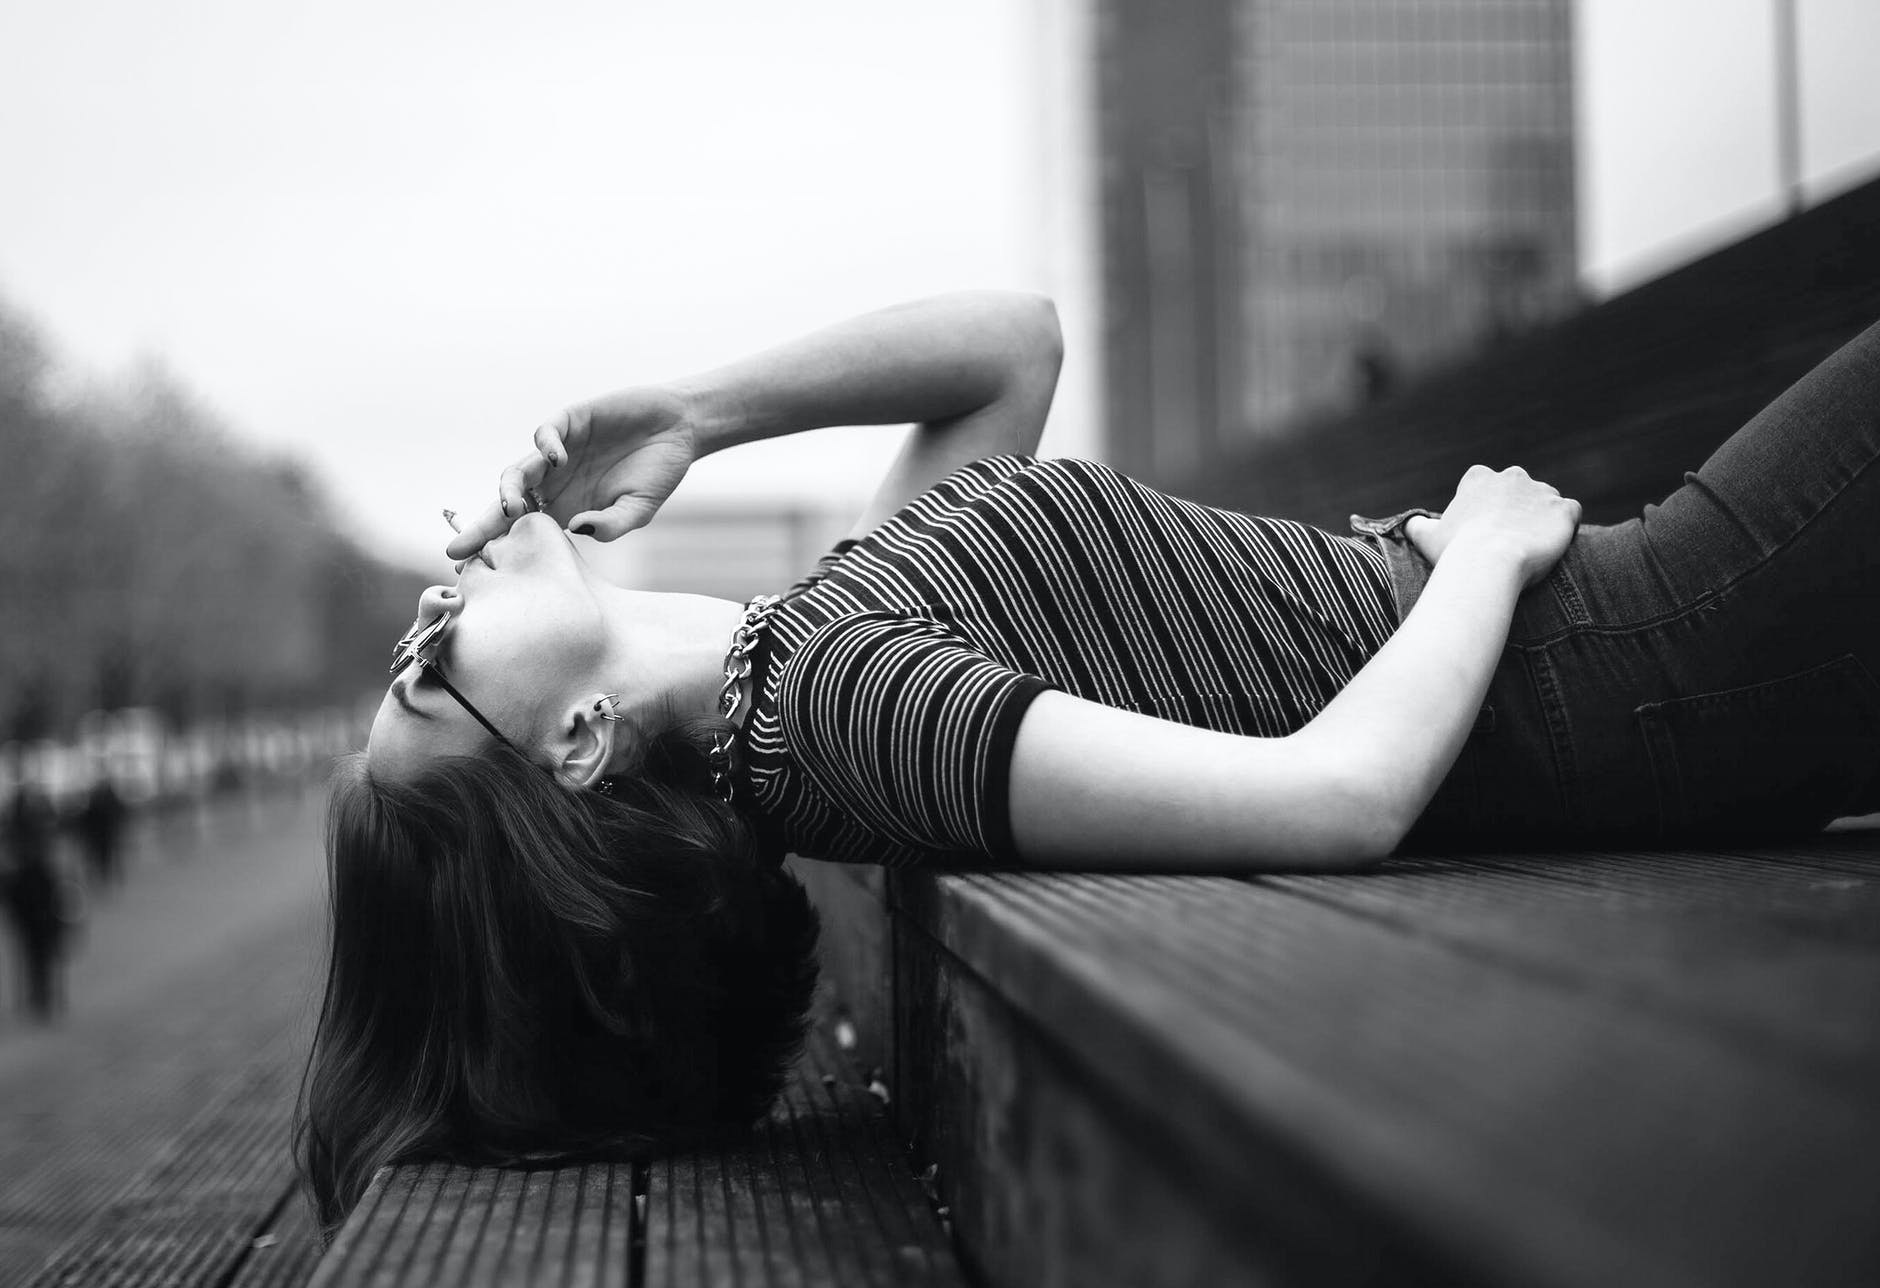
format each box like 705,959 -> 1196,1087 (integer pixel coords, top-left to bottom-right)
0,0 -> 1878,1268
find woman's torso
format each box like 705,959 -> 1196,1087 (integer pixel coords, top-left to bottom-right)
741,455 -> 1398,867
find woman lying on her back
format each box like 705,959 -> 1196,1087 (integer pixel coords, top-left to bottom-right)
298,292 -> 1880,1236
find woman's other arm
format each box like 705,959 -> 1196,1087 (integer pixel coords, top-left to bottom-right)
678,291 -> 1062,540
1009,467 -> 1578,871
447,291 -> 1061,557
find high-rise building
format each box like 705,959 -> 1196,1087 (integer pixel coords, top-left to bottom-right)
1095,0 -> 1578,485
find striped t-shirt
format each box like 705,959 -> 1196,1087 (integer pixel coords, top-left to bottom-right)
740,455 -> 1398,868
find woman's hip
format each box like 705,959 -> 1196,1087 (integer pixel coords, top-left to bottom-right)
1407,537 -> 1880,849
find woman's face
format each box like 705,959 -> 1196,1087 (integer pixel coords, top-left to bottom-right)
367,512 -> 612,781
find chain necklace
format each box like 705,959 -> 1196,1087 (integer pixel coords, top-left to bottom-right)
708,593 -> 783,803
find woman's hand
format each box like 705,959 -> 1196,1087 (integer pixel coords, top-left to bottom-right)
445,385 -> 698,561
1403,465 -> 1581,589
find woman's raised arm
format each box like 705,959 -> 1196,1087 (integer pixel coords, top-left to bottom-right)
446,291 -> 1061,557
676,289 -> 1062,541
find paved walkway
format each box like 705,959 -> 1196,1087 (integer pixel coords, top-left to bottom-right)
0,785 -> 328,1286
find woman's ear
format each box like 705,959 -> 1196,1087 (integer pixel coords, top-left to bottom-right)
554,693 -> 636,791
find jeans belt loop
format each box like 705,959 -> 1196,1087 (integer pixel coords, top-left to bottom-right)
1348,506 -> 1442,540
1349,507 -> 1441,622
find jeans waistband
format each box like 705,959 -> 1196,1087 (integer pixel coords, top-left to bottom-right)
1348,507 -> 1440,624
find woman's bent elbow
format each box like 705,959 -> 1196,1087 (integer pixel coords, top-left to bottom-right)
1307,781 -> 1404,870
1013,293 -> 1063,374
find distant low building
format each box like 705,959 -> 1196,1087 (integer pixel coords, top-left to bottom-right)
604,504 -> 854,602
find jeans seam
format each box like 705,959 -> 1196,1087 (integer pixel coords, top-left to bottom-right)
1516,593 -> 1723,647
1548,561 -> 1591,628
1521,646 -> 1577,830
1635,707 -> 1682,839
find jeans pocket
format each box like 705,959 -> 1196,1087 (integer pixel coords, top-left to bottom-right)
1636,654 -> 1880,841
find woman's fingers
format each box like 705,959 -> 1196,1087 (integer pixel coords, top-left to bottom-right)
566,494 -> 661,542
444,450 -> 549,560
496,451 -> 552,522
531,418 -> 567,470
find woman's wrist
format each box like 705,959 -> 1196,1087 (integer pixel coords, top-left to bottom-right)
662,377 -> 738,459
1434,527 -> 1536,593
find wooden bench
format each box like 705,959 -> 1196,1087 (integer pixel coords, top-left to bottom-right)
17,1005 -> 962,1288
299,1013 -> 963,1287
801,824 -> 1880,1288
891,828 -> 1880,1288
798,180 -> 1880,1288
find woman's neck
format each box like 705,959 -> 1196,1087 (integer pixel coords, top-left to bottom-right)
604,590 -> 752,730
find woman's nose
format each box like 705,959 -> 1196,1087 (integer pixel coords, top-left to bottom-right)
417,584 -> 461,621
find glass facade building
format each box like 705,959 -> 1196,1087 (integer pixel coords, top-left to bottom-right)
1095,0 -> 1578,484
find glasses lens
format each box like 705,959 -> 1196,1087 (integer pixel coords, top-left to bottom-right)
390,613 -> 449,675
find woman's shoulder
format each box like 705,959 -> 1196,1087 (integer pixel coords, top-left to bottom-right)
913,453 -> 1142,514
782,456 -> 1140,597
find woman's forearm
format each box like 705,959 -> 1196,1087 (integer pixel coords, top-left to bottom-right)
669,291 -> 1061,455
1294,537 -> 1527,852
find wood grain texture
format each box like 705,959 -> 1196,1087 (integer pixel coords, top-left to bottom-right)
23,1049 -> 308,1288
228,1188 -> 326,1288
1260,843 -> 1880,1071
306,1161 -> 635,1288
891,834 -> 1880,1288
895,919 -> 1453,1288
305,1017 -> 961,1287
643,1021 -> 963,1288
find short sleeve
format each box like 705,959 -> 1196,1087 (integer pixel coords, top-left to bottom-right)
775,611 -> 1054,863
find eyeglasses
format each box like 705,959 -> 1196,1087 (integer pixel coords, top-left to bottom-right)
390,612 -> 519,753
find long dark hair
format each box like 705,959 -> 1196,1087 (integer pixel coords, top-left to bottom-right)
293,724 -> 821,1241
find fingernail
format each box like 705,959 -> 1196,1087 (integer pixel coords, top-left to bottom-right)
547,452 -> 559,467
501,499 -> 510,518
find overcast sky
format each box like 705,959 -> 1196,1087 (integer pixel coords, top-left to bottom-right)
1,0 -> 1876,570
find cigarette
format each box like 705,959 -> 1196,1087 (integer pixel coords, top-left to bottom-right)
442,509 -> 495,569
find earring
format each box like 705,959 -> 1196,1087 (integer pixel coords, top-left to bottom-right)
594,778 -> 615,796
594,694 -> 625,723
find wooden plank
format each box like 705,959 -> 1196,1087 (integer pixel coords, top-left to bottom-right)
305,1161 -> 634,1288
22,1049 -> 308,1288
306,1015 -> 958,1287
642,1020 -> 965,1288
228,1187 -> 326,1288
892,866 -> 1880,1288
1259,839 -> 1880,1076
0,893 -> 320,1279
894,922 -> 1440,1288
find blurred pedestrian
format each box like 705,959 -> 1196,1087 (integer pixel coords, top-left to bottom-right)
77,771 -> 128,887
2,781 -> 70,1022
1351,326 -> 1397,404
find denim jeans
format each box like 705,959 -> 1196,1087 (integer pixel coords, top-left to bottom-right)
1354,318 -> 1880,849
